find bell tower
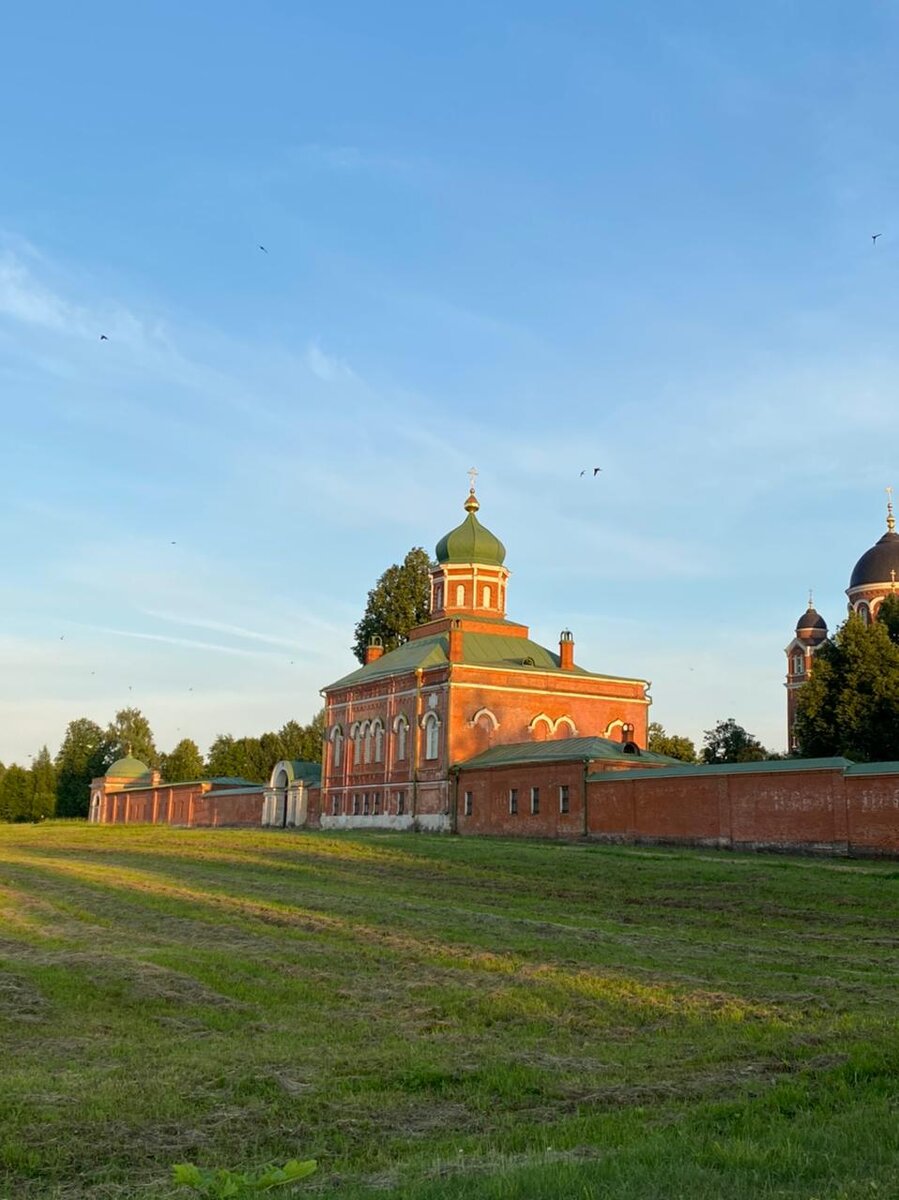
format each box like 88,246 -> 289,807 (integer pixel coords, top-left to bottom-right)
784,592 -> 828,751
428,473 -> 510,621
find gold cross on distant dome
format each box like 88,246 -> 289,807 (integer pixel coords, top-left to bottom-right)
888,486 -> 896,532
467,466 -> 478,492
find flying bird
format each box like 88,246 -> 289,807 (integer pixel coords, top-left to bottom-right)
872,234 -> 882,245
579,470 -> 585,477
99,334 -> 108,341
258,244 -> 268,253
593,467 -> 602,476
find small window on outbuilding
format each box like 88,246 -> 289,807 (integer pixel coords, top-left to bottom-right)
464,790 -> 473,816
559,785 -> 569,814
530,786 -> 540,815
509,788 -> 518,815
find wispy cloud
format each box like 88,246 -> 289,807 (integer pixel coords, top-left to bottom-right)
304,340 -> 357,383
139,608 -> 344,648
0,255 -> 78,332
75,624 -> 281,660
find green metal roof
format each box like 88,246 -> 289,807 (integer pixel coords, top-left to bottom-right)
205,786 -> 265,797
458,737 -> 681,770
844,761 -> 899,775
587,757 -> 854,784
104,774 -> 259,794
325,635 -> 449,689
326,630 -> 648,691
286,761 -> 322,786
105,755 -> 152,780
435,511 -> 506,567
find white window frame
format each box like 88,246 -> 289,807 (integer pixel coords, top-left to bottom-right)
423,713 -> 440,760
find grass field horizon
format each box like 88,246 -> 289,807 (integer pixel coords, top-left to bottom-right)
1,822 -> 897,1199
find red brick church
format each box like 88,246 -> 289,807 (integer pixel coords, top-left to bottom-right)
319,480 -> 656,831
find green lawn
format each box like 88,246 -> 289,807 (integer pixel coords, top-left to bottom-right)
0,823 -> 897,1199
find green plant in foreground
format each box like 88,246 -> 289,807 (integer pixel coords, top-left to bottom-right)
172,1159 -> 317,1198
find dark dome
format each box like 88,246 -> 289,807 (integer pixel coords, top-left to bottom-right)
796,606 -> 827,635
849,531 -> 899,589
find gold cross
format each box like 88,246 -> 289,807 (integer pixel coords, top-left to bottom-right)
467,466 -> 478,492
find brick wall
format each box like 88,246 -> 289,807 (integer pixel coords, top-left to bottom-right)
94,781 -> 263,827
456,761 -> 587,839
457,759 -> 899,856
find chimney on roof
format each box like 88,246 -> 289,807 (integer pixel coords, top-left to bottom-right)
559,629 -> 574,671
364,636 -> 384,664
448,617 -> 463,663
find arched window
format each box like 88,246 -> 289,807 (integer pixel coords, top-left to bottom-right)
482,585 -> 491,607
792,654 -> 804,675
373,720 -> 384,763
423,712 -> 440,760
857,602 -> 871,625
455,584 -> 465,606
330,725 -> 344,767
552,716 -> 577,739
350,723 -> 363,765
528,714 -> 553,742
363,721 -> 373,764
435,584 -> 443,610
393,714 -> 408,761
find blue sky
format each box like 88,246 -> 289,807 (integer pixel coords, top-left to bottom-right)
3,1 -> 899,764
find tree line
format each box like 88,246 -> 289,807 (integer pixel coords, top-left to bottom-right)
0,707 -> 324,823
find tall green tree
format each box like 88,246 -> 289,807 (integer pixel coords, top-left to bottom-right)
876,592 -> 899,646
0,766 -> 32,822
205,712 -> 326,783
702,718 -> 769,764
105,708 -> 158,768
205,734 -> 246,779
55,718 -> 108,818
794,612 -> 899,761
648,722 -> 697,762
160,739 -> 205,783
278,712 -> 325,763
29,747 -> 56,821
352,547 -> 431,664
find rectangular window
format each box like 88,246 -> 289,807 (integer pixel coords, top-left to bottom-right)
331,796 -> 340,816
559,785 -> 570,814
509,788 -> 518,815
530,786 -> 540,814
373,792 -> 381,814
396,791 -> 405,816
352,794 -> 359,816
363,793 -> 370,815
463,790 -> 473,816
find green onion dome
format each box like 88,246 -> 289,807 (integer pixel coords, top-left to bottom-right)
435,490 -> 506,567
105,755 -> 152,781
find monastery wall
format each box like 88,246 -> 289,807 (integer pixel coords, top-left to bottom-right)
456,760 -> 899,856
94,782 -> 263,827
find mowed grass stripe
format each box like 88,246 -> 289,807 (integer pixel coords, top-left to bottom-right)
0,822 -> 897,1199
